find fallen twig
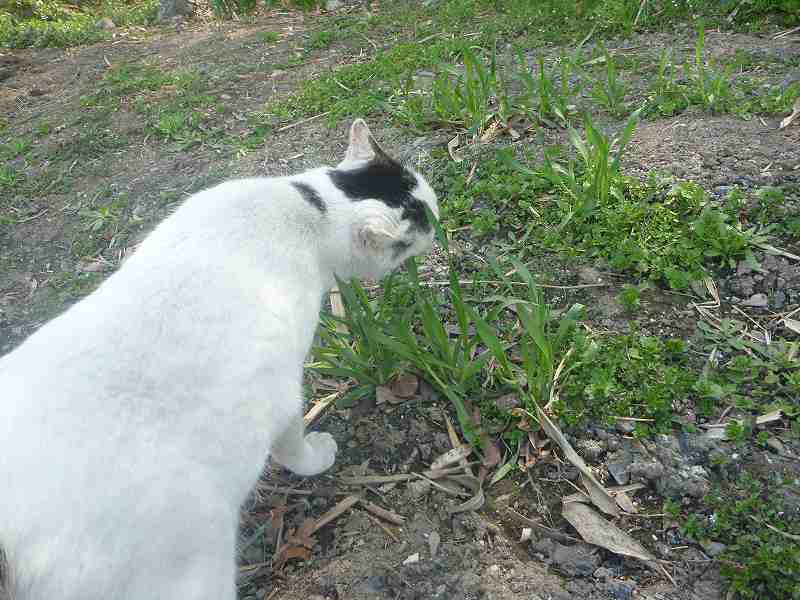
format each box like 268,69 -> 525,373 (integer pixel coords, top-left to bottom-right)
277,111 -> 331,132
338,465 -> 471,486
364,511 -> 400,542
17,208 -> 48,224
311,494 -> 360,534
505,508 -> 580,544
303,392 -> 339,426
360,499 -> 405,525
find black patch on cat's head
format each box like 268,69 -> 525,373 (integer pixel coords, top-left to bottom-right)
291,181 -> 326,214
328,147 -> 430,233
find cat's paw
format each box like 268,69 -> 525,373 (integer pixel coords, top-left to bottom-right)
292,432 -> 338,477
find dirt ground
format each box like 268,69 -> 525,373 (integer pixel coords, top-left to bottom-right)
1,3 -> 799,600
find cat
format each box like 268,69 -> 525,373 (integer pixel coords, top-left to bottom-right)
0,118 -> 439,600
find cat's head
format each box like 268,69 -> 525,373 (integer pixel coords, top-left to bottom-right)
328,118 -> 439,281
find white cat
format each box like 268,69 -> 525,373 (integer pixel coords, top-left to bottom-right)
0,119 -> 439,600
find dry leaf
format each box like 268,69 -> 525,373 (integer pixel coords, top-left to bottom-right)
615,491 -> 638,514
480,119 -> 502,143
328,286 -> 348,333
376,385 -> 404,405
447,135 -> 463,162
562,502 -> 655,562
391,373 -> 419,398
481,435 -> 502,469
757,409 -> 784,425
447,486 -> 485,514
431,445 -> 473,470
273,544 -> 311,570
784,317 -> 800,335
538,407 -> 619,517
779,97 -> 800,129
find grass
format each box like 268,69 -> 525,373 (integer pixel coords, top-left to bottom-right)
0,0 -> 159,48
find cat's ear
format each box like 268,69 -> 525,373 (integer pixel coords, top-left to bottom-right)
342,118 -> 389,165
354,214 -> 401,253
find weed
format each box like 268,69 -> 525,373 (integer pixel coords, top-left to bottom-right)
516,52 -> 581,125
0,165 -> 23,189
618,283 -> 647,312
512,109 -> 641,231
589,46 -> 628,117
79,200 -> 123,234
687,26 -> 735,113
557,333 -> 696,433
687,472 -> 800,600
257,30 -> 280,44
645,49 -> 689,117
210,0 -> 257,17
306,29 -> 335,51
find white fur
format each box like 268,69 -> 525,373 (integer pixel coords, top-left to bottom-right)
0,120 -> 438,600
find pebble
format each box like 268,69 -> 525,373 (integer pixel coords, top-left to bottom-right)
703,541 -> 728,557
407,479 -> 431,500
428,530 -> 441,557
743,293 -> 769,308
593,567 -> 613,580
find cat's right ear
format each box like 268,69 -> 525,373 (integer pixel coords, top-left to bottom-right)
340,119 -> 389,167
344,119 -> 374,162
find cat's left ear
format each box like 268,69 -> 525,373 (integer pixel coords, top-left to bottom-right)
341,118 -> 389,166
354,214 -> 402,253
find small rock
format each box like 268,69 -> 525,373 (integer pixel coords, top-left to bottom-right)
418,443 -> 432,461
577,266 -> 602,283
577,439 -> 605,462
593,567 -> 613,580
743,293 -> 768,308
78,260 -> 110,273
550,542 -> 600,577
629,460 -> 665,482
407,479 -> 431,500
158,0 -> 192,20
325,0 -> 343,10
29,88 -> 47,97
96,17 -> 116,30
703,541 -> 727,557
485,564 -> 502,579
773,291 -> 787,310
766,437 -> 786,455
428,531 -> 440,557
736,260 -> 754,276
607,450 -> 632,485
615,420 -> 636,435
270,70 -> 285,79
402,553 -> 419,565
606,581 -> 636,600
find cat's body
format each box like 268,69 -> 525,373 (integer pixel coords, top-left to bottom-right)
0,120 -> 438,600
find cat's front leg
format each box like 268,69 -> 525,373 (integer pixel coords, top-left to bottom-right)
271,411 -> 337,477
